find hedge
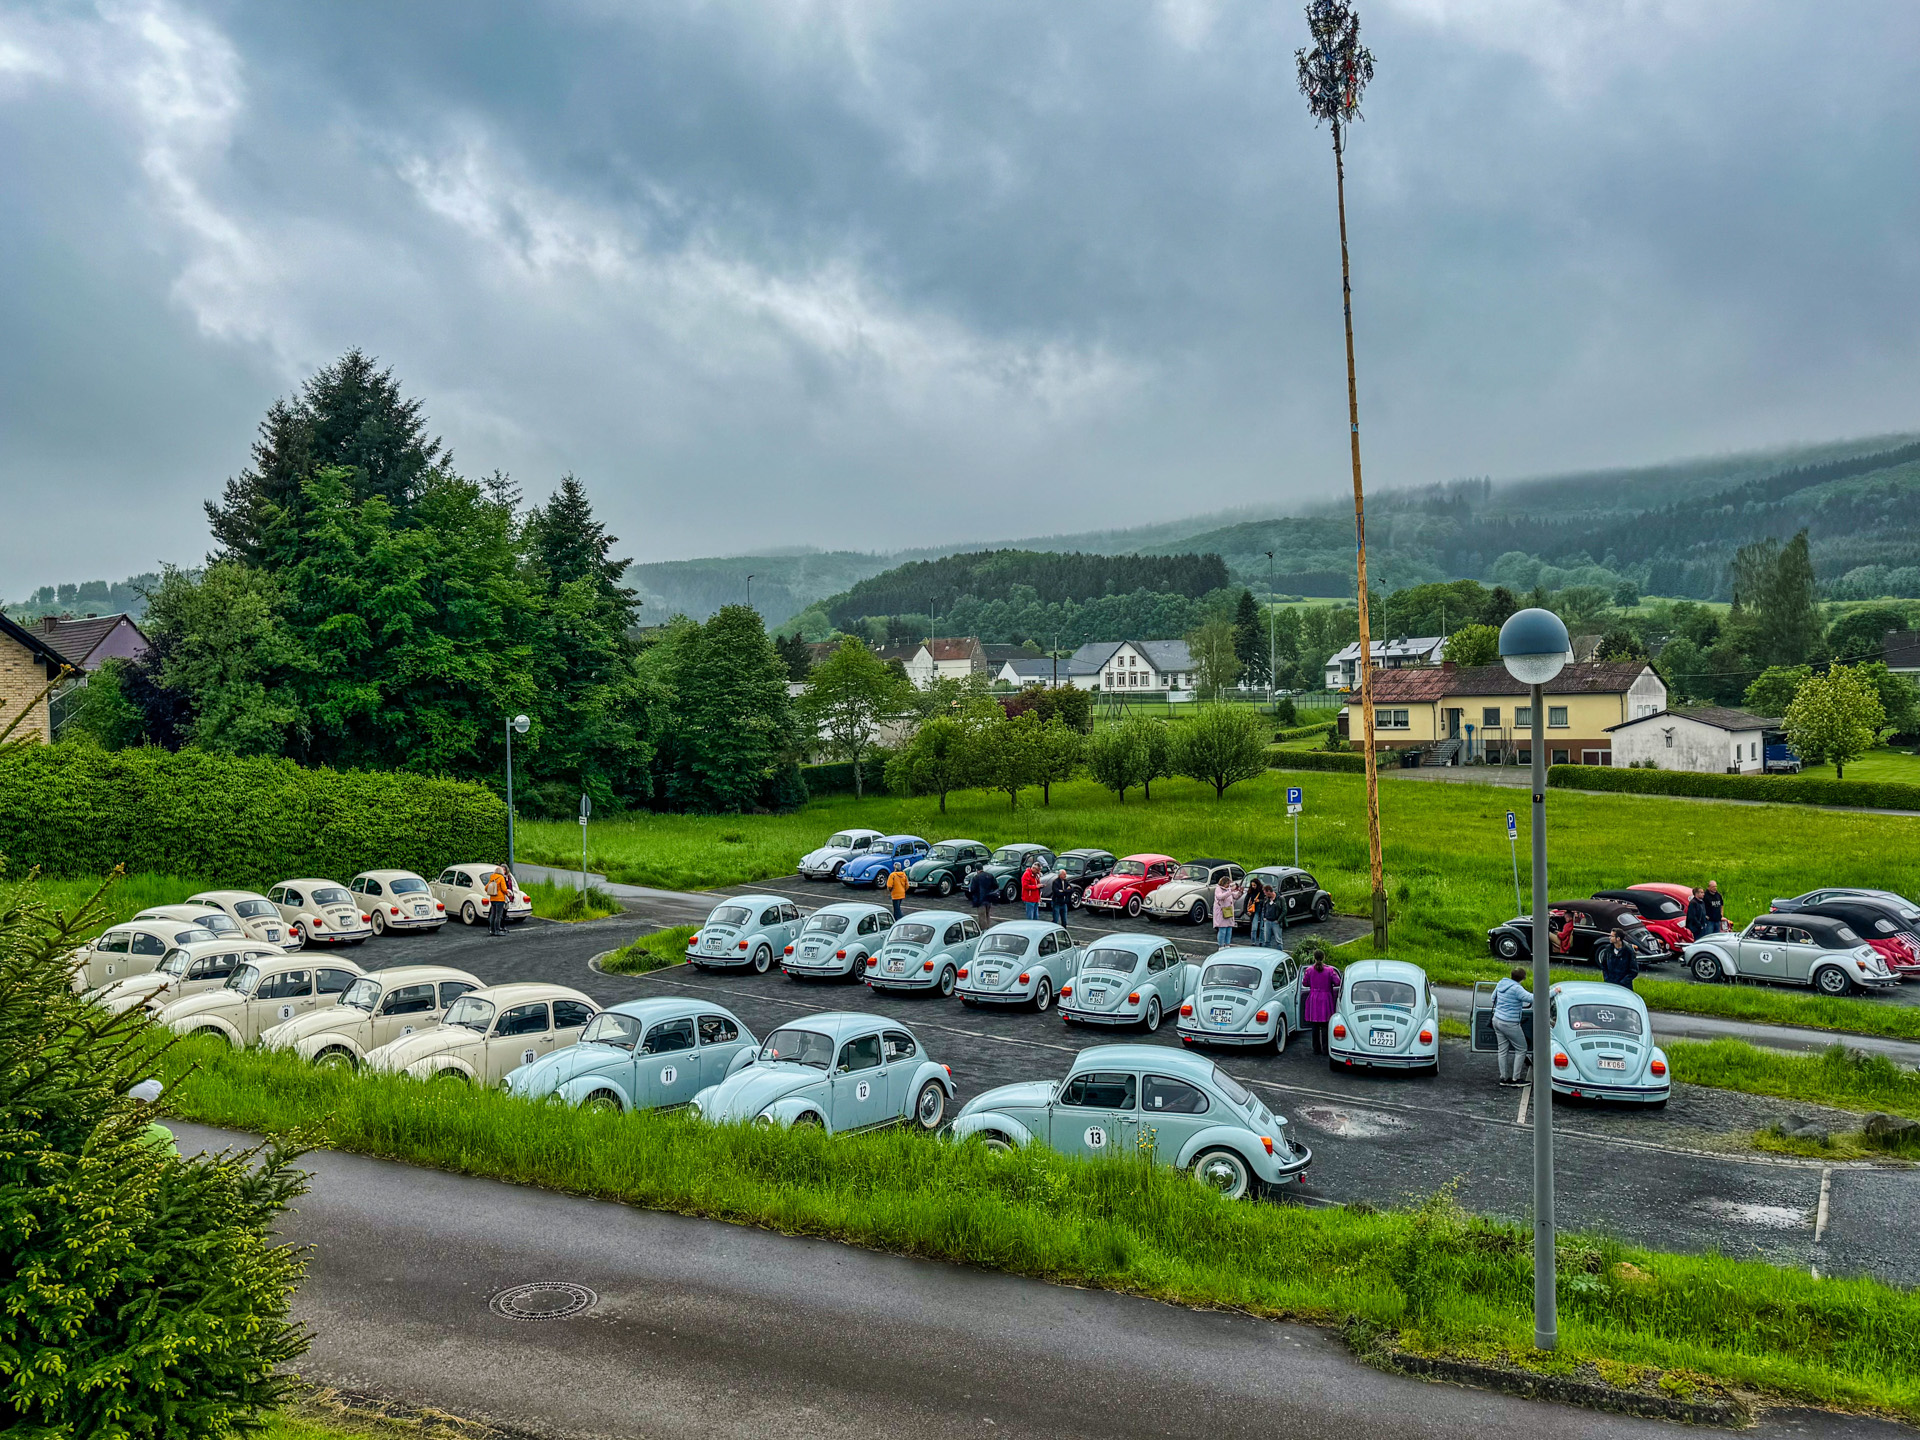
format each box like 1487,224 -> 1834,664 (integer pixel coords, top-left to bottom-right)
0,746 -> 506,885
1273,722 -> 1334,743
1547,763 -> 1920,812
1268,749 -> 1368,773
800,753 -> 894,800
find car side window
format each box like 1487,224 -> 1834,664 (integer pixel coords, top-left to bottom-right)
348,878 -> 364,893
365,879 -> 384,896
944,924 -> 965,946
643,1017 -> 697,1053
285,889 -> 304,907
436,870 -> 456,885
1788,928 -> 1813,946
316,968 -> 357,995
186,955 -> 218,980
760,908 -> 782,927
858,914 -> 881,935
256,969 -> 312,1000
780,903 -> 800,923
1143,1076 -> 1209,1115
1038,932 -> 1058,957
439,980 -> 476,1007
1147,948 -> 1167,973
697,1014 -> 739,1045
267,887 -> 285,904
495,1003 -> 550,1037
883,1030 -> 917,1063
962,920 -> 980,941
1059,1072 -> 1136,1109
553,1000 -> 594,1031
381,983 -> 436,1015
455,872 -> 473,889
837,1034 -> 883,1072
1161,945 -> 1182,970
95,931 -> 130,953
130,932 -> 167,957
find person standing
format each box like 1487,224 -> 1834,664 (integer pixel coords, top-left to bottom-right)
1265,884 -> 1286,949
1048,866 -> 1071,927
886,864 -> 910,920
1491,967 -> 1531,1086
1685,886 -> 1710,941
1302,955 -> 1341,1054
966,865 -> 997,929
485,863 -> 513,936
1020,864 -> 1042,920
1245,880 -> 1268,947
1598,928 -> 1639,991
1212,875 -> 1242,948
1704,881 -> 1726,934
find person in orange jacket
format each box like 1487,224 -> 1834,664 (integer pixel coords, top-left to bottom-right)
484,864 -> 514,936
886,864 -> 909,920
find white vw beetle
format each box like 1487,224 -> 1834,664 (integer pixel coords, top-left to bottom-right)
430,864 -> 533,927
260,964 -> 482,1068
188,890 -> 299,947
797,829 -> 886,881
267,879 -> 373,947
155,953 -> 367,1048
90,939 -> 285,1017
349,870 -> 448,935
360,982 -> 597,1084
67,918 -> 217,993
131,903 -> 247,942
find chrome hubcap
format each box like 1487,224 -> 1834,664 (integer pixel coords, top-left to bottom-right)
1197,1156 -> 1243,1193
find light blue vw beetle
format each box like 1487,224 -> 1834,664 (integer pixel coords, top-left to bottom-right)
782,902 -> 895,981
955,919 -> 1081,1011
950,1045 -> 1310,1200
864,910 -> 981,996
690,1012 -> 956,1132
505,998 -> 759,1111
1545,981 -> 1670,1105
686,895 -> 803,973
1057,934 -> 1195,1032
1176,947 -> 1302,1051
1327,959 -> 1440,1073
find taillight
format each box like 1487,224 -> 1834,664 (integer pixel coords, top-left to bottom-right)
1650,1059 -> 1667,1076
957,967 -> 968,979
360,914 -> 371,923
1018,972 -> 1031,984
867,955 -> 878,967
389,906 -> 400,915
1180,1003 -> 1192,1017
1060,984 -> 1073,998
1260,1135 -> 1274,1155
435,902 -> 445,911
1331,1022 -> 1345,1039
836,949 -> 848,960
1255,1008 -> 1269,1023
690,933 -> 701,945
1552,1052 -> 1570,1068
784,945 -> 794,955
1418,1029 -> 1433,1044
1127,991 -> 1140,1005
738,940 -> 749,949
922,960 -> 935,971
311,918 -> 324,930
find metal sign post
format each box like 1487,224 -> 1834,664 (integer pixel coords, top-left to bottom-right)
579,793 -> 592,893
1506,809 -> 1521,917
1286,787 -> 1303,869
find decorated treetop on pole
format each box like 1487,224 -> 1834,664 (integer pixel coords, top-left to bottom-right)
1296,0 -> 1375,142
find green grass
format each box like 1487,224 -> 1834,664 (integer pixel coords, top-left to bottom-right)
524,878 -> 622,922
156,1038 -> 1920,1419
529,770 -> 1920,1040
602,924 -> 697,975
1665,1039 -> 1920,1119
1804,747 -> 1920,785
5,871 -> 222,928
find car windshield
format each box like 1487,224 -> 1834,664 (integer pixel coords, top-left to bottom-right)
341,978 -> 381,1011
1566,1002 -> 1642,1036
1113,860 -> 1146,878
232,899 -> 277,919
226,964 -> 260,994
1349,979 -> 1418,1007
825,833 -> 857,849
312,887 -> 352,906
1081,947 -> 1142,976
927,845 -> 963,862
582,1012 -> 643,1050
194,913 -> 241,935
978,933 -> 1029,957
1211,1065 -> 1254,1108
709,905 -> 753,927
389,877 -> 429,895
1201,963 -> 1262,990
159,949 -> 192,977
445,997 -> 495,1032
759,1027 -> 834,1068
989,848 -> 1027,867
890,923 -> 936,946
1177,863 -> 1215,883
802,914 -> 849,936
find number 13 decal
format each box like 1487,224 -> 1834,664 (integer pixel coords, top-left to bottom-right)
1084,1126 -> 1107,1149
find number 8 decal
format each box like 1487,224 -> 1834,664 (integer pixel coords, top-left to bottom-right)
1085,1126 -> 1106,1149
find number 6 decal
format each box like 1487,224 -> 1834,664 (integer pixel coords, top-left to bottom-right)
1085,1126 -> 1107,1149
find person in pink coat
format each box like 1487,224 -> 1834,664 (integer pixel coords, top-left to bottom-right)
1301,955 -> 1342,1055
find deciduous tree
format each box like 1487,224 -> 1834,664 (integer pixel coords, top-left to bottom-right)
1744,665 -> 1812,719
1187,619 -> 1242,698
1171,704 -> 1271,799
1441,624 -> 1498,668
797,638 -> 915,799
885,715 -> 977,812
972,710 -> 1047,810
1784,664 -> 1884,779
1084,722 -> 1147,803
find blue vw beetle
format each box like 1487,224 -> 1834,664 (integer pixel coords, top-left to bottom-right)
690,1012 -> 956,1132
865,910 -> 981,996
505,998 -> 759,1111
840,834 -> 930,889
956,919 -> 1081,1011
1328,959 -> 1440,1073
1546,981 -> 1670,1105
1058,934 -> 1195,1032
783,902 -> 895,980
686,894 -> 803,973
1176,947 -> 1302,1051
950,1044 -> 1310,1200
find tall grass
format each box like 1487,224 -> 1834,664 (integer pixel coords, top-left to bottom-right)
602,924 -> 697,974
1666,1039 -> 1920,1120
159,1039 -> 1920,1416
524,879 -> 622,922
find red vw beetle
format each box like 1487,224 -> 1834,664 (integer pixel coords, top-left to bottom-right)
1080,854 -> 1177,918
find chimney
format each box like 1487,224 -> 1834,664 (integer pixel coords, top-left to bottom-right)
37,616 -> 58,632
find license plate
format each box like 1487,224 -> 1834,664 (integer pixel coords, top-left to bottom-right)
1087,989 -> 1107,1003
981,971 -> 1000,983
1597,1056 -> 1626,1071
1368,1028 -> 1395,1047
1209,1007 -> 1233,1024
267,929 -> 279,941
413,906 -> 428,916
887,961 -> 906,973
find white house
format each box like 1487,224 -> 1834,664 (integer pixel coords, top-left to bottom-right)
902,636 -> 991,689
1324,635 -> 1447,690
1605,707 -> 1780,774
995,654 -> 1102,688
1093,640 -> 1195,693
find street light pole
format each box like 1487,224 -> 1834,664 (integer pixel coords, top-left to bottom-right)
1266,550 -> 1277,709
505,713 -> 530,869
1498,607 -> 1571,1354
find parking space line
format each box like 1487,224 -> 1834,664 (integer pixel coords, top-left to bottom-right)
1515,1084 -> 1529,1126
1815,1166 -> 1832,1242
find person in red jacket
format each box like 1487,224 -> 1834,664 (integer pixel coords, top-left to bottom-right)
1020,864 -> 1043,920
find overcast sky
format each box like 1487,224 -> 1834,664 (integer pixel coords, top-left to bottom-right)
1,1 -> 1916,584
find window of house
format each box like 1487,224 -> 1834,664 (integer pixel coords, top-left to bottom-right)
1515,706 -> 1534,728
1548,706 -> 1568,728
1374,707 -> 1409,730
1664,729 -> 1674,748
1551,749 -> 1569,765
1482,707 -> 1501,728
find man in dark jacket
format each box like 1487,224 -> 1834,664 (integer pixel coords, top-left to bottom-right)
1048,867 -> 1071,926
1704,881 -> 1726,934
966,866 -> 997,928
1685,887 -> 1710,940
1598,928 -> 1639,990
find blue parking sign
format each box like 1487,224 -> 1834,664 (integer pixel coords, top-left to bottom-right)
1286,787 -> 1303,806
1506,810 -> 1517,839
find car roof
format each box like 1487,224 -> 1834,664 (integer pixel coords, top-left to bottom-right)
462,981 -> 595,1004
879,834 -> 927,844
1753,912 -> 1856,937
894,909 -> 972,926
256,952 -> 359,973
277,878 -> 349,890
1550,980 -> 1647,1006
1246,865 -> 1310,879
1068,1044 -> 1220,1081
363,964 -> 480,986
829,829 -> 886,840
188,889 -> 272,904
717,894 -> 793,908
1119,853 -> 1176,864
602,996 -> 737,1023
1203,946 -> 1287,962
171,937 -> 281,956
929,838 -> 985,848
768,1010 -> 901,1041
440,863 -> 507,874
354,869 -> 427,881
992,841 -> 1052,854
1342,958 -> 1427,984
1059,848 -> 1116,859
809,901 -> 893,916
1558,899 -> 1640,921
1796,898 -> 1901,921
1181,858 -> 1236,869
1081,933 -> 1164,955
984,919 -> 1070,936
136,905 -> 224,921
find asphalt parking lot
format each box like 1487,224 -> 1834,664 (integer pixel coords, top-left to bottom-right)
360,889 -> 1920,1289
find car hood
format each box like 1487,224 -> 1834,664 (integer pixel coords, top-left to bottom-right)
1146,880 -> 1210,907
698,1063 -> 821,1120
959,1079 -> 1056,1117
802,845 -> 851,862
365,1024 -> 481,1070
95,972 -> 177,1007
157,988 -> 245,1022
1086,874 -> 1143,897
508,1042 -> 626,1096
263,1006 -> 369,1046
906,858 -> 949,876
843,855 -> 889,873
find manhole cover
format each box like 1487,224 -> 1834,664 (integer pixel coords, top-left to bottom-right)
490,1282 -> 598,1321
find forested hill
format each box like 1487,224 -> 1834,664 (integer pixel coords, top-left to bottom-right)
824,550 -> 1227,630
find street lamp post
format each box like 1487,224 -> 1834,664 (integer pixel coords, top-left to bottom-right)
1498,606 -> 1572,1353
1265,550 -> 1277,709
505,714 -> 530,870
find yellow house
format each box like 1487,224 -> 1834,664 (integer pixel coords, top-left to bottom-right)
1338,661 -> 1667,766
0,613 -> 76,742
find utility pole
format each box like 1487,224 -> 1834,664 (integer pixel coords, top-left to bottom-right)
1266,550 -> 1277,709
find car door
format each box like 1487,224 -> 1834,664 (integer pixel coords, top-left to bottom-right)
640,1015 -> 701,1106
251,967 -> 315,1039
830,1032 -> 890,1130
1150,943 -> 1186,1008
855,910 -> 887,961
696,1013 -> 747,1085
1273,956 -> 1303,1028
778,902 -> 802,944
1050,1070 -> 1138,1157
880,1029 -> 922,1112
278,887 -> 305,925
487,1001 -> 555,1082
374,981 -> 438,1046
1738,924 -> 1784,982
1780,927 -> 1822,985
88,929 -> 132,985
1139,1073 -> 1212,1158
957,918 -> 982,959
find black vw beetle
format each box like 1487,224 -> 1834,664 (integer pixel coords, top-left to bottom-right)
1055,849 -> 1118,909
1487,898 -> 1672,965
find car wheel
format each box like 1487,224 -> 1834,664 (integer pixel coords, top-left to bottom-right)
1126,895 -> 1143,918
936,876 -> 954,897
1069,891 -> 1083,912
1814,965 -> 1853,997
1190,1148 -> 1251,1200
1032,979 -> 1053,1013
937,965 -> 956,998
431,1068 -> 469,1084
1314,898 -> 1333,922
1691,952 -> 1722,984
582,1091 -> 622,1114
462,901 -> 479,926
191,1026 -> 235,1049
314,1047 -> 356,1072
1000,883 -> 1016,904
830,861 -> 845,881
1142,996 -> 1162,1032
914,1081 -> 947,1130
1495,933 -> 1521,960
874,871 -> 888,890
1188,900 -> 1209,926
1273,1017 -> 1289,1055
792,1110 -> 824,1129
980,1132 -> 1015,1154
370,911 -> 387,936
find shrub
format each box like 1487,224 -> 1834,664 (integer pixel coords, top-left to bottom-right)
0,746 -> 504,885
1273,695 -> 1297,725
1548,763 -> 1920,811
1273,722 -> 1333,743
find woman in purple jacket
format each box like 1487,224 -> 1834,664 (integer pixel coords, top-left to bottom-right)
1301,956 -> 1342,1054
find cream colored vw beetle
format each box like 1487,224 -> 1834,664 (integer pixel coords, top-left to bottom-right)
261,964 -> 482,1068
361,982 -> 596,1084
154,952 -> 366,1048
349,870 -> 449,935
430,864 -> 533,927
91,939 -> 287,1017
68,918 -> 219,993
131,903 -> 248,942
267,879 -> 374,946
188,890 -> 299,947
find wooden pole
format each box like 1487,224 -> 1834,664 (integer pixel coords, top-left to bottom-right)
1334,119 -> 1388,951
